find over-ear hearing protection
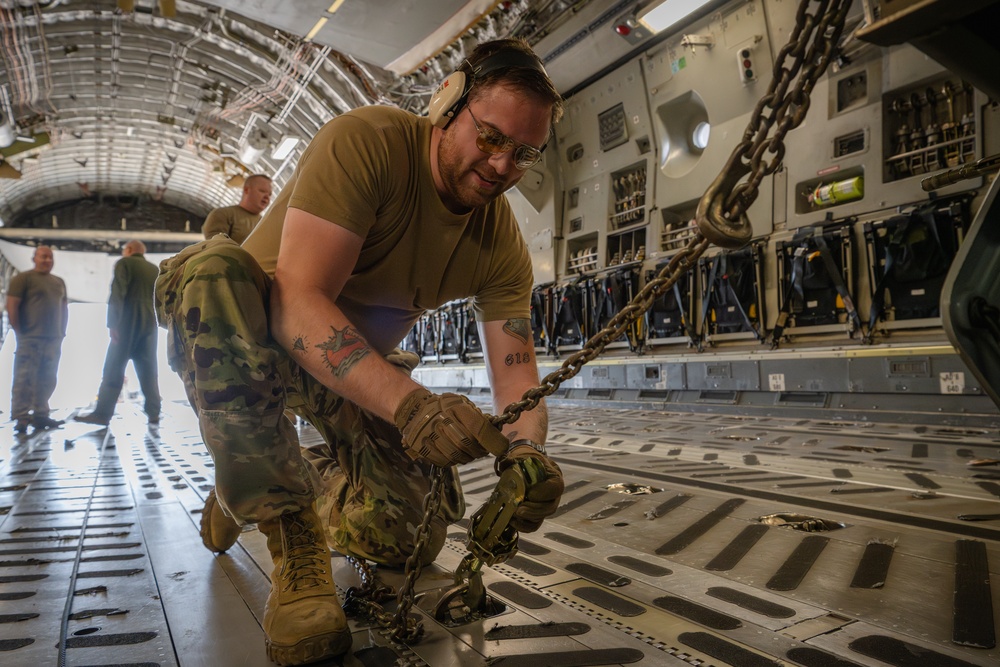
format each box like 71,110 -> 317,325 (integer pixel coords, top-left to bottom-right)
426,49 -> 547,128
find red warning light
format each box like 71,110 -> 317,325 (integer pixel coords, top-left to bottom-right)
615,24 -> 631,36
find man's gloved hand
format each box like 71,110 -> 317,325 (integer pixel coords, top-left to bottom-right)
498,442 -> 564,533
394,387 -> 509,467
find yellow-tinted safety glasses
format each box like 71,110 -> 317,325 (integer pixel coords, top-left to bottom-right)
466,106 -> 545,171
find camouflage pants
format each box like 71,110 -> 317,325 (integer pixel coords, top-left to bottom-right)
154,237 -> 464,566
10,335 -> 63,424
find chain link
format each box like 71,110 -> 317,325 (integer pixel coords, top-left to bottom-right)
696,0 -> 852,248
492,235 -> 711,426
344,0 -> 851,644
341,556 -> 396,627
344,465 -> 448,643
386,464 -> 447,642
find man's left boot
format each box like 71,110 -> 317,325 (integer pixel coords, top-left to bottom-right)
258,505 -> 352,665
74,412 -> 110,427
199,487 -> 242,553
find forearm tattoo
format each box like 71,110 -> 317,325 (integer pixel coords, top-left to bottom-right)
502,318 -> 530,344
291,335 -> 307,352
317,325 -> 371,379
505,351 -> 530,366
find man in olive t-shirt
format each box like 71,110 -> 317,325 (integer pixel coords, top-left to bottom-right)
6,246 -> 68,434
155,39 -> 565,665
75,240 -> 161,427
201,173 -> 272,244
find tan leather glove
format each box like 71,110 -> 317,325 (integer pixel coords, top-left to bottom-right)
394,388 -> 509,467
497,442 -> 564,533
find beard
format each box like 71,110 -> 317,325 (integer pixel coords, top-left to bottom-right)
437,128 -> 506,212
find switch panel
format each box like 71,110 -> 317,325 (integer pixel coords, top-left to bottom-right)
598,103 -> 628,152
738,46 -> 757,84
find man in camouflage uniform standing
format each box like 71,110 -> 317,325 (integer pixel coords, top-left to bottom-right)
6,246 -> 68,434
156,39 -> 565,666
76,240 -> 161,426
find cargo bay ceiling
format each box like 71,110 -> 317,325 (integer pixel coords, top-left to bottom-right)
0,0 -> 642,244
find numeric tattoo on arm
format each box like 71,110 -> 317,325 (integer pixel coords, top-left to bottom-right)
502,318 -> 530,345
317,325 -> 371,379
505,352 -> 530,366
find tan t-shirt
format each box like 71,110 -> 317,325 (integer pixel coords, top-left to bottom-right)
242,106 -> 532,354
7,270 -> 68,338
202,205 -> 261,244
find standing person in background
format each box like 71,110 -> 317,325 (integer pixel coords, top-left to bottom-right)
6,245 -> 68,434
201,173 -> 273,244
76,240 -> 161,427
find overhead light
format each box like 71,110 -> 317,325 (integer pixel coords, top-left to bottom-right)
238,142 -> 265,166
238,130 -> 268,166
0,123 -> 14,148
637,0 -> 715,34
327,0 -> 346,13
304,17 -> 328,41
272,136 -> 300,160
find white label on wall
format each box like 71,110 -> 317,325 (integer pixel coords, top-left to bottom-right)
769,373 -> 786,392
940,371 -> 964,394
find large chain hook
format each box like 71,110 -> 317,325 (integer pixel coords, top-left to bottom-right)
696,149 -> 754,249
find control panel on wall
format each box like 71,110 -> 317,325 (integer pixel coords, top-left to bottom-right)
598,102 -> 629,152
737,44 -> 757,84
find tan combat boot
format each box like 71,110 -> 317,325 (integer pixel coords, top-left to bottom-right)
259,505 -> 352,665
200,488 -> 243,553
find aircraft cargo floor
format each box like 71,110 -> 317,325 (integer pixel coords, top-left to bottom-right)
2,398 -> 998,667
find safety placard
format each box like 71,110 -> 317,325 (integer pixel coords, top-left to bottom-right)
939,372 -> 964,394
